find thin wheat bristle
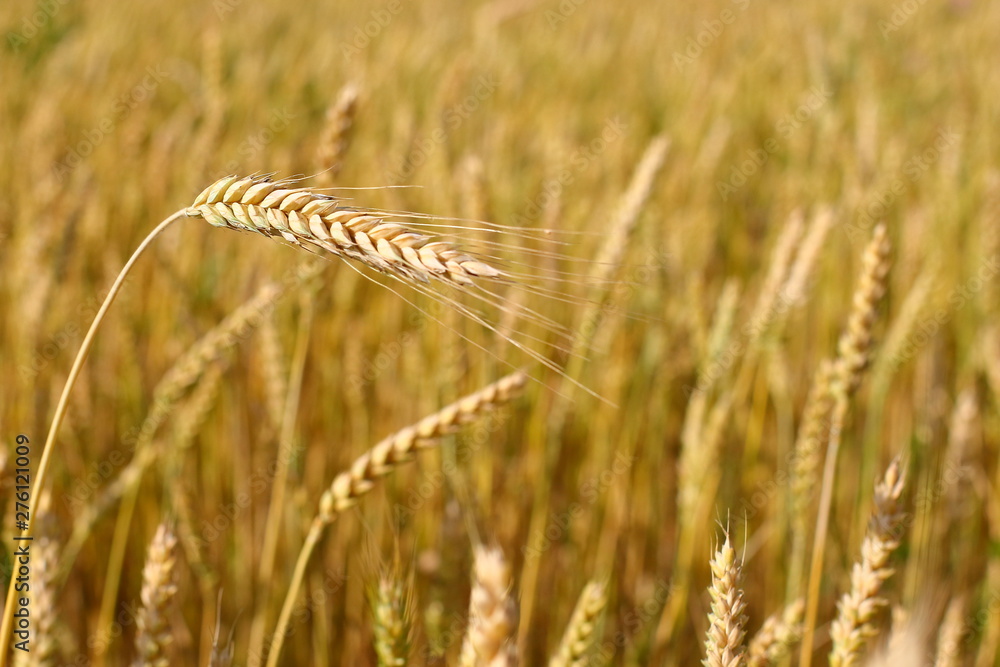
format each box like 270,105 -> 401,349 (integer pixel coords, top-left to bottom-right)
319,371 -> 526,520
829,458 -> 908,667
186,175 -> 505,288
747,599 -> 804,667
703,533 -> 748,667
370,575 -> 413,667
460,547 -> 518,667
132,524 -> 179,667
549,580 -> 608,667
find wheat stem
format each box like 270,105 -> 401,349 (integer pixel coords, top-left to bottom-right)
0,210 -> 186,664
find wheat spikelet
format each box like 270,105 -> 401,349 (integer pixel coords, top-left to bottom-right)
548,580 -> 608,667
132,524 -> 179,667
370,575 -> 414,667
934,597 -> 965,667
318,371 -> 525,519
703,533 -> 748,667
187,175 -> 506,288
834,223 -> 891,396
829,458 -> 907,667
460,547 -> 518,667
314,83 -> 359,186
746,599 -> 804,667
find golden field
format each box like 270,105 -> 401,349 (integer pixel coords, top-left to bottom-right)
0,0 -> 998,665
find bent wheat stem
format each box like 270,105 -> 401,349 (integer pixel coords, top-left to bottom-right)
0,210 -> 186,664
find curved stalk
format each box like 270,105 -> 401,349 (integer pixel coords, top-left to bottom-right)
0,211 -> 186,664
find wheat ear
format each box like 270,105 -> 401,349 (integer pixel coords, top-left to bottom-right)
314,83 -> 359,186
265,372 -> 525,667
370,574 -> 414,667
746,599 -> 804,667
703,533 -> 748,667
186,174 -> 505,288
800,224 -> 891,667
460,547 -> 518,667
132,524 -> 179,667
828,458 -> 907,667
934,597 -> 966,667
549,580 -> 608,667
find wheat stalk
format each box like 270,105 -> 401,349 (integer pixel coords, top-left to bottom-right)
703,533 -> 748,667
460,547 -> 518,667
828,458 -> 907,667
132,524 -> 179,667
265,372 -> 526,667
549,580 -> 608,667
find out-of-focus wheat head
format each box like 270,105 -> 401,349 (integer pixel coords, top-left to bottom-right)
829,459 -> 908,667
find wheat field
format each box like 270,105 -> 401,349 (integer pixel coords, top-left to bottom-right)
1,0 -> 998,665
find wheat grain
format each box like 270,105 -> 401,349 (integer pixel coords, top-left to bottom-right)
132,524 -> 179,667
549,580 -> 608,667
829,458 -> 907,667
460,547 -> 518,667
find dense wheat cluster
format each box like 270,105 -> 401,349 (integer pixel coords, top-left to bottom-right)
1,0 -> 998,665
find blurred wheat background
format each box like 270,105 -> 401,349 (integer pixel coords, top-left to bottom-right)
1,0 -> 998,665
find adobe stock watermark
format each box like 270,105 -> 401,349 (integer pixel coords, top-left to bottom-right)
846,127 -> 960,242
890,253 -> 1000,370
217,107 -> 297,178
592,579 -> 673,664
340,0 -> 404,61
18,276 -> 134,381
716,84 -> 832,201
6,0 -> 72,51
522,451 -> 634,559
385,73 -> 498,184
878,0 -> 930,37
51,63 -> 178,182
544,0 -> 588,29
394,409 -> 513,521
61,262 -> 322,512
509,117 -> 627,226
672,0 -> 754,71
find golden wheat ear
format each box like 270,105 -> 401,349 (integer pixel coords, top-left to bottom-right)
185,174 -> 617,403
